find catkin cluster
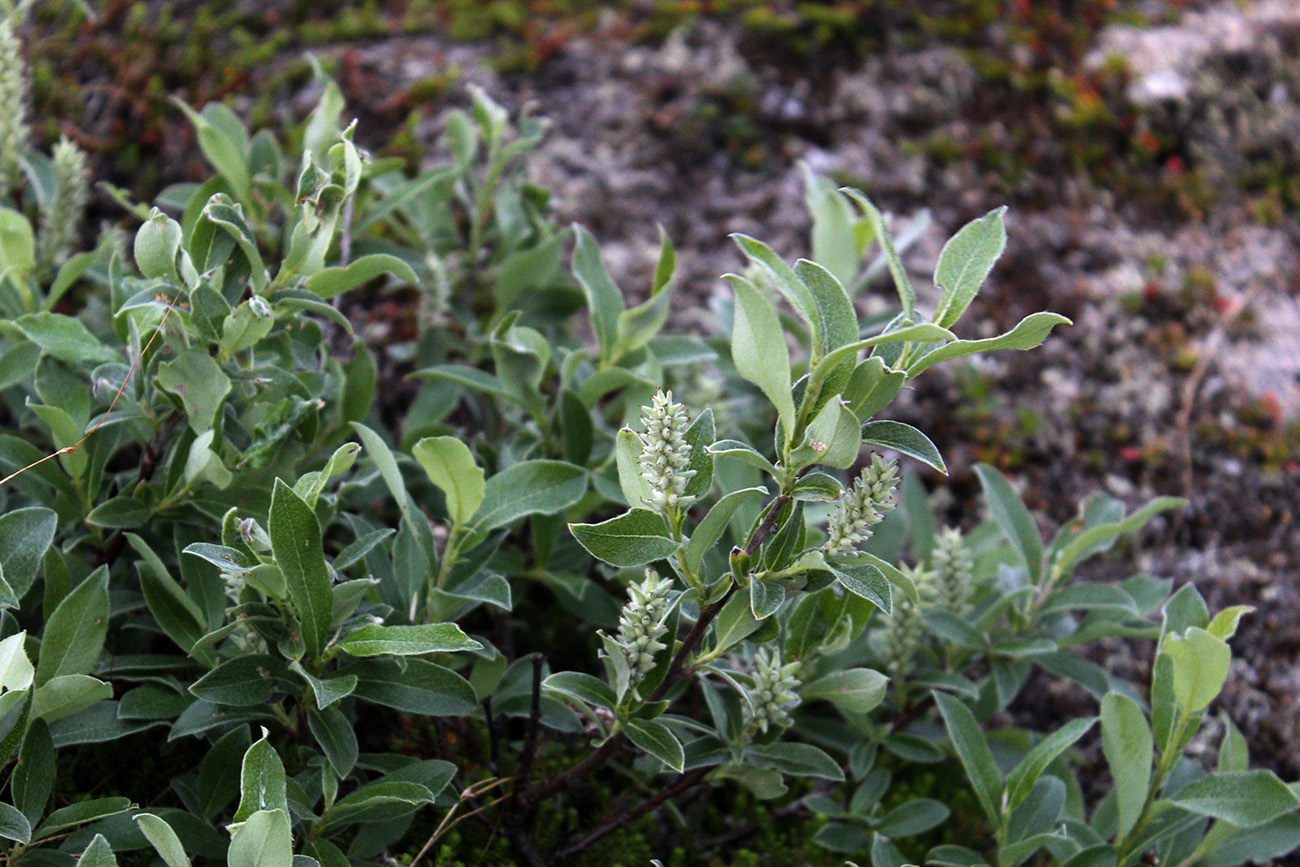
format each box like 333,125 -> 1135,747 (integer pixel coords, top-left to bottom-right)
825,455 -> 898,555
745,647 -> 801,736
637,389 -> 696,512
615,569 -> 675,684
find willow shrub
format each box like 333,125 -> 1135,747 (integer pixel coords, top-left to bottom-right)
0,45 -> 1297,867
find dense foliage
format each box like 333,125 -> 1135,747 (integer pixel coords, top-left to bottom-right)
0,14 -> 1297,867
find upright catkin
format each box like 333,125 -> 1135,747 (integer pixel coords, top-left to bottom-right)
38,137 -> 90,277
637,389 -> 696,512
0,20 -> 30,192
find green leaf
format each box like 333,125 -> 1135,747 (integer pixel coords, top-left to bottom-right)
624,718 -> 684,772
157,350 -> 232,434
308,705 -> 358,778
412,436 -> 485,527
198,726 -> 251,821
35,567 -> 108,687
190,656 -> 286,706
319,780 -> 436,830
31,797 -> 132,840
33,675 -> 112,723
749,741 -> 844,781
0,631 -> 33,692
559,388 -> 594,466
974,464 -> 1043,583
344,658 -> 478,716
572,225 -> 624,362
269,479 -> 333,662
1199,814 -> 1300,867
0,507 -> 56,600
926,845 -> 990,867
844,357 -> 906,422
305,253 -> 417,299
134,535 -> 207,658
334,624 -> 482,658
135,814 -> 191,867
905,312 -> 1072,378
794,396 -> 860,469
860,420 -> 947,474
75,833 -> 118,867
1207,605 -> 1253,641
711,593 -> 765,655
14,313 -> 117,365
615,228 -> 676,358
409,365 -> 515,404
827,558 -> 892,615
233,732 -> 288,824
934,691 -> 1003,825
794,258 -> 859,360
570,509 -> 677,567
1162,627 -> 1231,713
228,809 -> 292,867
1100,692 -> 1152,841
792,472 -> 842,501
731,234 -> 822,356
14,718 -> 54,823
1054,497 -> 1185,576
1169,771 -> 1300,827
175,100 -> 252,205
219,298 -> 274,359
683,407 -> 716,500
684,487 -> 767,575
615,428 -> 654,508
801,668 -> 888,715
470,460 -> 587,531
290,662 -> 357,711
133,209 -> 185,283
85,496 -> 151,529
749,579 -> 785,620
803,167 -> 860,291
804,322 -> 953,413
0,802 -> 32,845
841,189 -> 915,318
543,672 -> 617,712
728,273 -> 796,440
932,207 -> 1008,329
875,797 -> 951,838
0,206 -> 36,279
1005,716 -> 1097,810
706,439 -> 777,475
871,832 -> 910,867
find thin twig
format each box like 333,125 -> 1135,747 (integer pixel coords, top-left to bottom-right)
552,767 -> 710,861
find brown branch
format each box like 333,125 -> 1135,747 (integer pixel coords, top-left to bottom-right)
518,494 -> 789,812
551,767 -> 711,861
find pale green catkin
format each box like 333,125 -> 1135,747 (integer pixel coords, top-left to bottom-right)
745,647 -> 801,736
615,569 -> 674,685
825,455 -> 899,555
38,137 -> 90,277
637,389 -> 696,512
931,527 -> 974,613
0,19 -> 30,192
883,563 -> 932,682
